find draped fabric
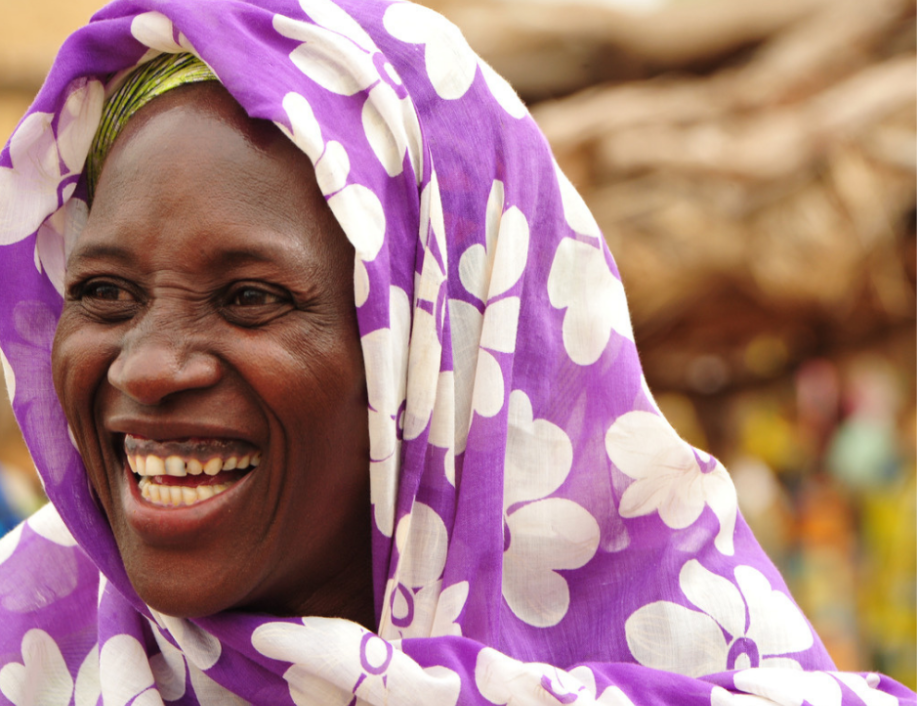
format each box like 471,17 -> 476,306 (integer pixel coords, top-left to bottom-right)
0,0 -> 913,703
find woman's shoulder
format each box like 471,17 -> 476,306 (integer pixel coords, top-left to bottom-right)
0,503 -> 100,656
0,502 -> 88,562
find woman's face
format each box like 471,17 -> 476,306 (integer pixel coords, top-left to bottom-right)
52,84 -> 373,622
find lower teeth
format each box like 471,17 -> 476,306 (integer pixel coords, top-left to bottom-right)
138,477 -> 231,506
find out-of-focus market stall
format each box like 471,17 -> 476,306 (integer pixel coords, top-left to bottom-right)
0,0 -> 915,687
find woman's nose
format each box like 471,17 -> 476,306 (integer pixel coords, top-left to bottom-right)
107,319 -> 222,406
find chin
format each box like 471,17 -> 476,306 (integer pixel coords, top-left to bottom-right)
121,544 -> 253,619
134,579 -> 249,620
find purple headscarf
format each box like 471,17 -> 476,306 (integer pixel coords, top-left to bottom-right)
0,0 -> 914,703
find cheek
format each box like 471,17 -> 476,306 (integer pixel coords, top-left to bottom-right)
253,323 -> 366,409
52,316 -> 81,410
52,316 -> 116,426
250,329 -> 369,466
51,318 -> 119,503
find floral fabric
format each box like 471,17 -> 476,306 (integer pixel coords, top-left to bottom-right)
0,0 -> 914,704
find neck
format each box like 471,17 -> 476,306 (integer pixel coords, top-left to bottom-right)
249,523 -> 377,629
294,541 -> 376,630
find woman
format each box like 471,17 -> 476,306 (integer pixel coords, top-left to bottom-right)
0,0 -> 912,703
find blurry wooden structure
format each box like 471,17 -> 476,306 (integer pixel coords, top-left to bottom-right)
428,0 -> 916,395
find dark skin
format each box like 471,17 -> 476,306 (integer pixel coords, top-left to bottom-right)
52,83 -> 375,627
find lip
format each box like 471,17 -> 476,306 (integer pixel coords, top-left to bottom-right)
122,457 -> 257,546
125,433 -> 261,473
107,416 -> 259,446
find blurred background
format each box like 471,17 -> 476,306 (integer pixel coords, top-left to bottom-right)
0,0 -> 914,687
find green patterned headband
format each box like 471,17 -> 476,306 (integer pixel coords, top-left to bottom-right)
86,52 -> 218,204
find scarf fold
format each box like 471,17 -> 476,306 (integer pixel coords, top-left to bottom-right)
0,0 -> 913,704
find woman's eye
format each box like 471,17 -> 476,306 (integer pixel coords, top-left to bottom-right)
223,285 -> 292,327
231,287 -> 284,307
83,281 -> 134,303
69,279 -> 139,321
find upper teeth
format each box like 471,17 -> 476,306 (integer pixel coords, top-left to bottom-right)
128,452 -> 260,477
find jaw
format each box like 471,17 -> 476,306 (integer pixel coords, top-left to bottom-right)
97,432 -> 273,617
113,464 -> 268,618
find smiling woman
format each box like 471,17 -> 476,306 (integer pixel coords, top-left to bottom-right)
53,78 -> 373,623
0,0 -> 914,704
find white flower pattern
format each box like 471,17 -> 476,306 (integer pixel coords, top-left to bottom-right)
363,286 -> 411,536
548,238 -> 633,366
729,669 -> 842,706
131,11 -> 198,56
715,670 -> 901,706
362,80 -> 423,179
475,649 -> 635,705
605,410 -> 738,555
0,522 -> 23,567
149,624 -> 246,705
35,196 -> 88,297
99,634 -> 157,706
383,3 -> 527,118
252,618 -> 460,706
0,80 -> 102,247
0,504 -> 78,612
553,159 -> 602,240
275,0 -> 423,180
0,630 -> 74,706
402,176 -> 448,443
626,559 -> 814,678
451,180 -> 529,453
502,390 -> 600,627
147,610 -> 222,671
276,91 -> 388,321
273,13 -> 378,96
27,504 -> 77,548
361,173 -> 450,532
427,370 -> 457,484
74,646 -> 100,706
831,673 -> 900,706
0,343 -> 14,403
380,503 -> 469,639
327,184 -> 386,261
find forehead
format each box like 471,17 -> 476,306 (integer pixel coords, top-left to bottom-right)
107,81 -> 288,166
80,83 -> 343,266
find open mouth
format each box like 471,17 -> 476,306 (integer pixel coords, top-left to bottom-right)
124,434 -> 260,508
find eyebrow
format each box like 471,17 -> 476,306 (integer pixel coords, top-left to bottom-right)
68,238 -> 314,271
67,242 -> 136,265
